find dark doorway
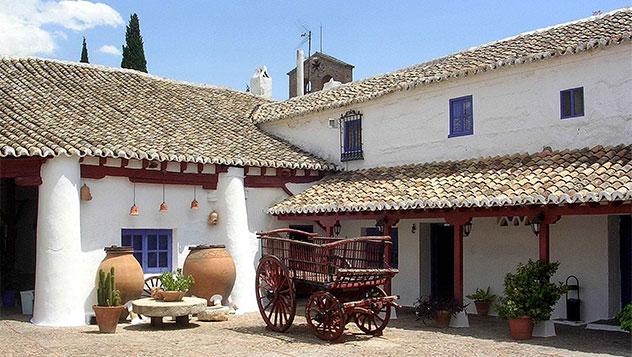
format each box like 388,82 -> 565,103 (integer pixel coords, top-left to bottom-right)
288,225 -> 314,242
621,215 -> 631,307
365,227 -> 398,268
431,224 -> 453,299
0,179 -> 38,314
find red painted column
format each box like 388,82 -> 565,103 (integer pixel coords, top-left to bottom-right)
453,223 -> 464,305
383,223 -> 392,295
539,222 -> 550,263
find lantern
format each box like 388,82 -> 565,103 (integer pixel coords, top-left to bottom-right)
333,221 -> 342,236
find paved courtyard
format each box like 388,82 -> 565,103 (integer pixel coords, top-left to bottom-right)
0,310 -> 629,356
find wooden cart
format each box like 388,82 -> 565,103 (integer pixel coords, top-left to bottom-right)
255,228 -> 399,341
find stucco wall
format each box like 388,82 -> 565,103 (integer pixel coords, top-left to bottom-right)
460,216 -> 610,322
78,173 -> 292,319
329,215 -> 614,322
262,44 -> 632,169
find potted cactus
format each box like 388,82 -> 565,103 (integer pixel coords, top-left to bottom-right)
93,267 -> 125,333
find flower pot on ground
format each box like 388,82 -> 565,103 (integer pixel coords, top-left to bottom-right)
466,287 -> 496,317
413,296 -> 467,328
508,316 -> 534,340
158,269 -> 194,302
93,267 -> 125,333
495,259 -> 567,340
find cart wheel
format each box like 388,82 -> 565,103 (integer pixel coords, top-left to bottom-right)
306,291 -> 346,341
353,287 -> 391,336
256,255 -> 296,332
142,276 -> 162,297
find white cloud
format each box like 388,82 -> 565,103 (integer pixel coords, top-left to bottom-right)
98,44 -> 121,56
0,0 -> 123,56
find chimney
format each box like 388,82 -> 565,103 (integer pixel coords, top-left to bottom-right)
296,49 -> 304,97
250,66 -> 272,99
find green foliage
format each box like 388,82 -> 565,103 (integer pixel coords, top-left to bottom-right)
97,267 -> 121,306
495,259 -> 566,321
80,37 -> 89,63
159,268 -> 194,292
466,286 -> 497,303
413,296 -> 467,324
617,303 -> 632,332
121,13 -> 147,72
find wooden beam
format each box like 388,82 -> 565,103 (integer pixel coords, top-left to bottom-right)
80,164 -> 220,189
453,222 -> 464,305
277,202 -> 632,222
244,174 -> 322,187
0,157 -> 46,186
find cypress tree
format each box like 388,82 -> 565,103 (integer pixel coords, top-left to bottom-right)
80,37 -> 89,63
121,13 -> 148,72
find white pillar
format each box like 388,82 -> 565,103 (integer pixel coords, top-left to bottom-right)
32,156 -> 87,326
217,167 -> 258,312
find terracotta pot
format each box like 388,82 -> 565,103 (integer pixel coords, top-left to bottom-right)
97,246 -> 144,305
162,291 -> 185,302
93,305 -> 125,333
183,245 -> 236,304
475,301 -> 491,316
434,310 -> 451,328
508,316 -> 534,340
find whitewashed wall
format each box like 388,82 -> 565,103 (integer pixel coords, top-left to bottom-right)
76,166 -> 294,321
459,216 -> 610,322
261,44 -> 632,170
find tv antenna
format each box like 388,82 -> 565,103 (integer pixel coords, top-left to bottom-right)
300,27 -> 312,93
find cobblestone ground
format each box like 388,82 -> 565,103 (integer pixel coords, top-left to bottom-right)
0,311 -> 629,356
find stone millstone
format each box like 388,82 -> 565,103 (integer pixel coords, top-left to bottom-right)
197,306 -> 230,322
132,297 -> 207,318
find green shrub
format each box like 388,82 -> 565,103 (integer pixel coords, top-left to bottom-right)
159,268 -> 194,292
617,303 -> 632,332
495,259 -> 566,321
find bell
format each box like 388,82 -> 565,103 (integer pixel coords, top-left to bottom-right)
159,201 -> 169,213
80,183 -> 92,201
129,204 -> 139,216
190,199 -> 199,210
208,210 -> 219,225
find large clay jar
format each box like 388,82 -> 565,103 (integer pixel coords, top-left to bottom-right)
183,245 -> 236,304
97,246 -> 144,304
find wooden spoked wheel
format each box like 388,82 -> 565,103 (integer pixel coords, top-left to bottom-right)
255,256 -> 296,332
142,276 -> 162,297
306,291 -> 346,341
353,287 -> 391,336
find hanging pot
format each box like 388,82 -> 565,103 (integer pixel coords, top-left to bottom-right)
182,245 -> 236,304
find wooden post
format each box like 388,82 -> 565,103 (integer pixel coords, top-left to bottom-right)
539,222 -> 550,263
446,216 -> 470,306
380,216 -> 399,295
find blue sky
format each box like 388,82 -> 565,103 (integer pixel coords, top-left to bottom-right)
3,1 -> 630,99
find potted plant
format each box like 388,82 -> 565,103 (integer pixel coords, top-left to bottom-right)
93,267 -> 125,333
158,268 -> 195,302
413,296 -> 466,328
495,259 -> 566,340
466,287 -> 496,316
617,303 -> 632,332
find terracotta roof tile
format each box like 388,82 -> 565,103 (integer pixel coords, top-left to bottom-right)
254,8 -> 632,123
268,145 -> 632,215
0,58 -> 337,170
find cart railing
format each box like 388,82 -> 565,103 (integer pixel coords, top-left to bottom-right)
257,229 -> 396,287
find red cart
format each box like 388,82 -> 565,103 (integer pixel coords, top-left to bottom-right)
255,228 -> 399,341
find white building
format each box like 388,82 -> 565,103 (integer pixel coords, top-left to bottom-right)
0,8 -> 630,327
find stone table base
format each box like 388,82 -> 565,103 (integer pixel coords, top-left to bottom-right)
132,297 -> 207,328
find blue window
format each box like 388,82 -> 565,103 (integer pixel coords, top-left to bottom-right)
449,95 -> 473,137
560,87 -> 584,119
122,229 -> 172,273
340,110 -> 363,161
